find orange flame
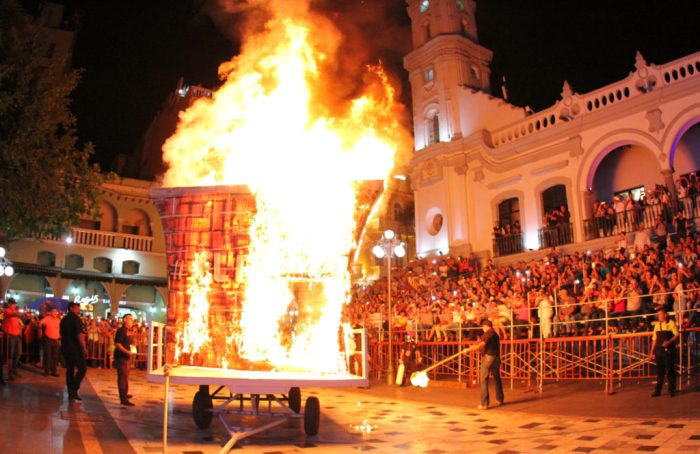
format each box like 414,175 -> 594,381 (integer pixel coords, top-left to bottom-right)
174,251 -> 212,364
163,1 -> 409,373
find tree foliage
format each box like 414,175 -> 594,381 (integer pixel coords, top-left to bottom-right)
0,0 -> 104,240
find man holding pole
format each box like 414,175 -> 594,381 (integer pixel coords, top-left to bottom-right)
477,319 -> 504,410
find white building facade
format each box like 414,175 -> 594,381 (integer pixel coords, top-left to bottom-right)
405,0 -> 700,259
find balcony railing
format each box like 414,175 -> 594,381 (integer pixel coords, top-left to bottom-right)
583,195 -> 699,241
493,233 -> 524,257
46,227 -> 154,252
538,223 -> 573,249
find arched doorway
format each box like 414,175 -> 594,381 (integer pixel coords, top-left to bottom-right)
494,197 -> 523,256
671,122 -> 700,217
587,144 -> 665,238
66,279 -> 110,318
540,184 -> 572,247
118,285 -> 166,324
6,274 -> 52,309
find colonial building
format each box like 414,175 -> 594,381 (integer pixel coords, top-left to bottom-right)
3,178 -> 167,322
405,0 -> 700,259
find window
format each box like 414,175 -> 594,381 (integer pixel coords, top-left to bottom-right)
498,198 -> 521,228
122,260 -> 140,275
93,257 -> 113,274
424,67 -> 435,82
420,0 -> 430,12
65,254 -> 84,270
37,251 -> 56,267
469,65 -> 479,80
79,219 -> 101,230
427,114 -> 440,145
456,0 -> 465,11
542,185 -> 568,215
614,185 -> 645,202
121,225 -> 139,235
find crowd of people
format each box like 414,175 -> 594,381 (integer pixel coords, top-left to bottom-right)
494,175 -> 700,257
349,221 -> 700,343
0,300 -> 147,397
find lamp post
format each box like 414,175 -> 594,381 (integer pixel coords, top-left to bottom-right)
0,247 -> 14,277
372,229 -> 406,385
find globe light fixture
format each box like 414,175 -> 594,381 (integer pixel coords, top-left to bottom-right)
372,229 -> 407,385
0,246 -> 14,278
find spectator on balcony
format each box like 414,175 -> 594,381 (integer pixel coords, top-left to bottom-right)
624,196 -> 636,228
613,195 -> 626,230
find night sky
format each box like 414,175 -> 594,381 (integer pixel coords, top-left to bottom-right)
26,0 -> 700,172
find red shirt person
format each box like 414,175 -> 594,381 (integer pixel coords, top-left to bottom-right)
3,300 -> 23,379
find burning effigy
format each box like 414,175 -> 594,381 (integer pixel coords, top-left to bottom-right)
155,0 -> 410,375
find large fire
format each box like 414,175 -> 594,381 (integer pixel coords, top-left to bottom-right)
161,0 -> 409,373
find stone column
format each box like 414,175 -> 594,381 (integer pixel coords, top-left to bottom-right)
582,190 -> 594,220
661,168 -> 677,199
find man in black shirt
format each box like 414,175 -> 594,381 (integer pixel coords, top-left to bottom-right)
114,314 -> 135,406
60,302 -> 87,401
477,319 -> 504,410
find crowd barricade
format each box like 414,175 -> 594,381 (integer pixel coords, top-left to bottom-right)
368,314 -> 700,393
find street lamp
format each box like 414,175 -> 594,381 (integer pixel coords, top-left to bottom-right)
372,229 -> 406,385
0,247 -> 14,277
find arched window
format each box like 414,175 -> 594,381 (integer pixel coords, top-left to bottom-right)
122,209 -> 152,236
498,197 -> 521,229
37,251 -> 56,267
428,113 -> 440,145
64,254 -> 84,270
542,185 -> 568,215
122,260 -> 140,275
93,257 -> 112,274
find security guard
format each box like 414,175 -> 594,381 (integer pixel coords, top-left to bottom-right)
649,309 -> 679,397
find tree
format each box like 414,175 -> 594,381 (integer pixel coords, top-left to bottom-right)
0,0 -> 104,241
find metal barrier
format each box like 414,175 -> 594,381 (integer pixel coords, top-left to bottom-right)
369,326 -> 700,392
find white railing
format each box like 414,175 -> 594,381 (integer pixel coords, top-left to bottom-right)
45,227 -> 154,252
488,50 -> 700,148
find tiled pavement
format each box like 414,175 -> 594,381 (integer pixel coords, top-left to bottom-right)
1,363 -> 700,453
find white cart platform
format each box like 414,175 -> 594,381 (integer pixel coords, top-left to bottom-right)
146,322 -> 369,452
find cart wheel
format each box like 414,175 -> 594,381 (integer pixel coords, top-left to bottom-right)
288,387 -> 301,413
192,389 -> 213,429
303,396 -> 320,436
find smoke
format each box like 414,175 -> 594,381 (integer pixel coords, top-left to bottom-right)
199,0 -> 413,165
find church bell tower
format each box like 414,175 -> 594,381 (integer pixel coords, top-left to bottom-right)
404,0 -> 495,149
